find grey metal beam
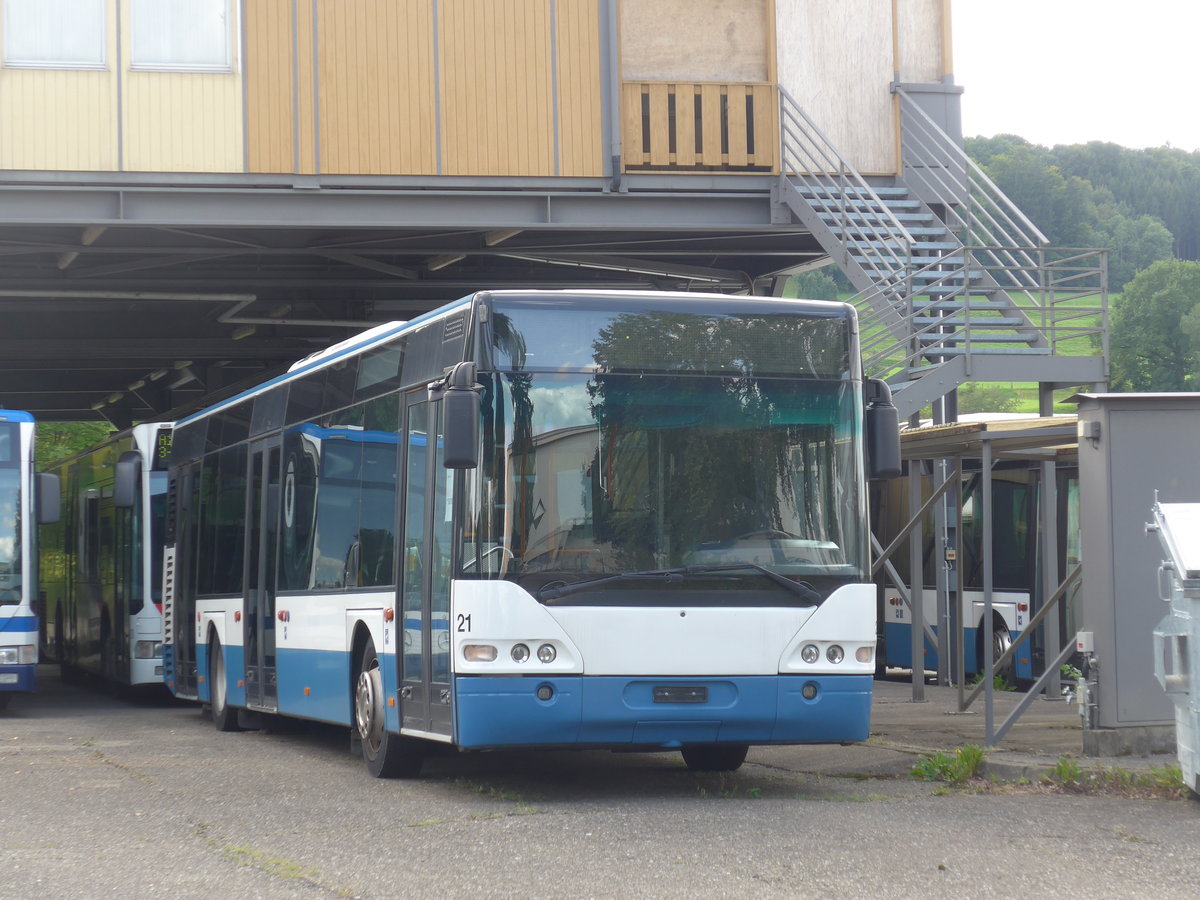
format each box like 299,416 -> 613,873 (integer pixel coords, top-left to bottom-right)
0,185 -> 782,230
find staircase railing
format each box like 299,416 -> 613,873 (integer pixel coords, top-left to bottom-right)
777,87 -> 915,295
894,86 -> 1049,296
854,246 -> 1108,382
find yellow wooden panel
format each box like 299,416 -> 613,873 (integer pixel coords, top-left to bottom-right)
317,0 -> 437,175
726,86 -> 748,167
647,83 -> 670,167
555,0 -> 603,176
621,83 -> 645,166
246,0 -> 295,174
699,85 -> 722,163
674,85 -> 696,167
294,0 -> 317,175
439,0 -> 554,177
0,69 -> 118,171
750,83 -> 777,169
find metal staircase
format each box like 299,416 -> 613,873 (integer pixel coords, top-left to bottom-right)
776,87 -> 1108,419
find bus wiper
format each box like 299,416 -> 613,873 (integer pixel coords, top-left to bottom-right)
680,563 -> 822,604
537,568 -> 685,601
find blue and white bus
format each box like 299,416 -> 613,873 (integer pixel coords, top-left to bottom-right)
40,422 -> 173,689
162,290 -> 900,776
0,411 -> 58,709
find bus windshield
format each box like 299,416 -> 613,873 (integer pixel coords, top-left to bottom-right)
0,423 -> 21,605
465,371 -> 866,605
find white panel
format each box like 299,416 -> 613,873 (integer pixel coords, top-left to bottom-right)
276,591 -> 391,652
452,579 -> 838,677
775,0 -> 896,174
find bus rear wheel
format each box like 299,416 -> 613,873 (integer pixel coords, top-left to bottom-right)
210,639 -> 240,732
354,639 -> 423,778
681,744 -> 749,772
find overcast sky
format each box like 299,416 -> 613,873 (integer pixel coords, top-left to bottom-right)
952,1 -> 1200,151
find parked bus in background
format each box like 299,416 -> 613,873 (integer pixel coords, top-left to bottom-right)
40,422 -> 172,689
874,418 -> 1081,683
162,290 -> 900,777
0,410 -> 58,709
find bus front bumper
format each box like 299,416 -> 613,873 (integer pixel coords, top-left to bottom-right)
453,674 -> 872,750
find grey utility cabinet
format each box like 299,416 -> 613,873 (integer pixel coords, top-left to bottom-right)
1074,393 -> 1200,752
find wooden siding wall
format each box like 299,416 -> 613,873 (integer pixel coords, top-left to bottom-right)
440,0 -> 555,176
244,0 -> 295,174
555,0 -> 603,177
0,1 -> 937,180
318,0 -> 437,175
244,0 -> 602,178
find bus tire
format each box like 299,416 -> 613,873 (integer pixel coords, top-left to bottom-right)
984,616 -> 1014,683
354,638 -> 422,778
681,744 -> 749,772
210,638 -> 240,732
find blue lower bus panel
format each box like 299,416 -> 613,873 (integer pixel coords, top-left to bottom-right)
0,664 -> 36,693
453,674 -> 872,749
883,623 -> 1033,680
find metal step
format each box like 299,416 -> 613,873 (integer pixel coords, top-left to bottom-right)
817,211 -> 935,225
913,316 -> 1027,327
914,346 -> 1052,356
831,226 -> 948,238
912,298 -> 1018,310
918,332 -> 1038,344
795,185 -> 910,199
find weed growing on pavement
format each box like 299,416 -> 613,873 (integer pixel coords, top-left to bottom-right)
1048,755 -> 1082,786
1043,760 -> 1187,799
910,744 -> 984,783
967,673 -> 1018,692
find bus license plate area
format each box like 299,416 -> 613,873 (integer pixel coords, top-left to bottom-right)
653,685 -> 708,704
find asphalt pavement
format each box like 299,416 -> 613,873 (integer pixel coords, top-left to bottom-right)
779,674 -> 1182,782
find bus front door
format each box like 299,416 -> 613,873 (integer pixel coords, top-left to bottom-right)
399,395 -> 453,738
244,438 -> 280,711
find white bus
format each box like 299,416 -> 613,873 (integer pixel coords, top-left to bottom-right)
40,422 -> 172,689
162,290 -> 900,776
0,411 -> 58,708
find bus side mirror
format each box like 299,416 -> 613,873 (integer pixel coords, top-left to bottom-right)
37,472 -> 61,524
865,378 -> 902,480
435,362 -> 481,470
114,450 -> 142,508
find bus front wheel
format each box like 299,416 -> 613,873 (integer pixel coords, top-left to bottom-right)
354,639 -> 423,778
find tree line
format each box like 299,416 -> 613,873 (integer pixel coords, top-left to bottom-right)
969,136 -> 1200,392
965,135 -> 1200,290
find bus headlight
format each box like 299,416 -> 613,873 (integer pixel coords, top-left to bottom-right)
800,644 -> 820,664
463,644 -> 498,662
826,644 -> 845,664
856,646 -> 874,664
511,643 -> 531,663
0,645 -> 36,666
537,643 -> 556,664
